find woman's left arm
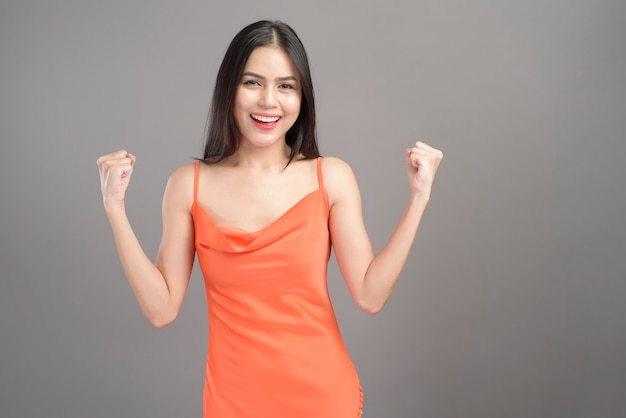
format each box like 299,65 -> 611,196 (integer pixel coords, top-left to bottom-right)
326,142 -> 443,314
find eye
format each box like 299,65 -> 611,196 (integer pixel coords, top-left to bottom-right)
243,79 -> 260,86
279,83 -> 294,90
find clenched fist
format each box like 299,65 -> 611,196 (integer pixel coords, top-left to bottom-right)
405,141 -> 443,198
96,150 -> 136,211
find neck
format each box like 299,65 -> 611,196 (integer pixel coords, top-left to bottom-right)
229,141 -> 293,170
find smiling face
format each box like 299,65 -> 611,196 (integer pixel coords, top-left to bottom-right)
233,46 -> 302,150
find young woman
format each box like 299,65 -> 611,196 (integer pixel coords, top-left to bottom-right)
97,20 -> 442,418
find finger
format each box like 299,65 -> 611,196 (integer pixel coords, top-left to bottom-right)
411,146 -> 442,161
101,159 -> 134,180
97,150 -> 133,167
413,141 -> 436,152
97,149 -> 125,165
105,155 -> 136,175
410,152 -> 439,170
406,149 -> 421,168
414,142 -> 443,161
102,157 -> 134,169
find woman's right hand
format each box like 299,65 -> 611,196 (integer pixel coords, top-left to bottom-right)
96,150 -> 136,211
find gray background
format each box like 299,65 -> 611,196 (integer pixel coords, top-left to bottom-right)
1,0 -> 625,417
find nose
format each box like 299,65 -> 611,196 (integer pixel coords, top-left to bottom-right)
259,86 -> 277,108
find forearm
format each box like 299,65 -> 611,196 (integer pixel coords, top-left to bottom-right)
361,193 -> 430,312
106,205 -> 173,326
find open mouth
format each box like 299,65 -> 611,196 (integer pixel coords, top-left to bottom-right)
250,114 -> 281,124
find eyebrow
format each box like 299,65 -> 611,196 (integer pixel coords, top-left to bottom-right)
242,71 -> 298,82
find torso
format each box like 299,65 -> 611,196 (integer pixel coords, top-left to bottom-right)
191,155 -> 363,417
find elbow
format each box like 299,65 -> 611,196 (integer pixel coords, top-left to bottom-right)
148,310 -> 178,329
356,298 -> 385,315
361,304 -> 383,315
353,287 -> 387,314
150,318 -> 171,329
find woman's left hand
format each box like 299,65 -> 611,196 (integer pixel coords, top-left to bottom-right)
405,141 -> 443,198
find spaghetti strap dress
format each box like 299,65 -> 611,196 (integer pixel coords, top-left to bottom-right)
192,157 -> 364,417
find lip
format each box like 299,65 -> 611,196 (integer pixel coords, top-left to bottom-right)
250,113 -> 281,131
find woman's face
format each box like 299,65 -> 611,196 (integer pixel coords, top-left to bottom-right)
233,46 -> 302,150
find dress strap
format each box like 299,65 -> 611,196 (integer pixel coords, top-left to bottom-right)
193,161 -> 200,203
316,157 -> 324,190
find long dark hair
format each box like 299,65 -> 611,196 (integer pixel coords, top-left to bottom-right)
201,20 -> 319,165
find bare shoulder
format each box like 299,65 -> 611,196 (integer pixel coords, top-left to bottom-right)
321,156 -> 360,208
169,161 -> 196,181
167,162 -> 196,190
163,162 -> 197,211
321,156 -> 356,180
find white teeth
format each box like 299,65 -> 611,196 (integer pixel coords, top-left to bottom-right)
251,114 -> 280,123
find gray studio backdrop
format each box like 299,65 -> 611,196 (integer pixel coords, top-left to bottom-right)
1,0 -> 625,417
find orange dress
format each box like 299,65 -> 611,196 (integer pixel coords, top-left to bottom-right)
192,158 -> 364,417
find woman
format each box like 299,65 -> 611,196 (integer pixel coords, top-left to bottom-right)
97,20 -> 442,418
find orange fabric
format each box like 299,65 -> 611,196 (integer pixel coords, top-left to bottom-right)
192,158 -> 363,417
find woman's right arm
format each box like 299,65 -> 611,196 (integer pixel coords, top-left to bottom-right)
97,150 -> 196,328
